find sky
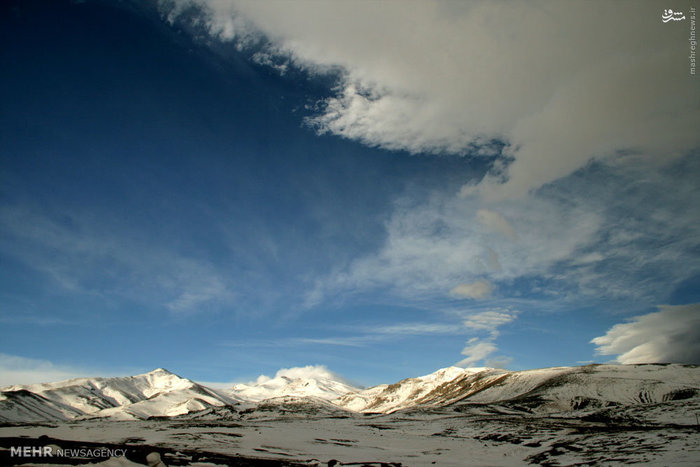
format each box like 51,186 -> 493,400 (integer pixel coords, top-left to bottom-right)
1,0 -> 699,387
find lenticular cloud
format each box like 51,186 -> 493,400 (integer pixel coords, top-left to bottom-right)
592,304 -> 700,364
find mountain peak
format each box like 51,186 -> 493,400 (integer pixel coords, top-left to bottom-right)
147,368 -> 176,376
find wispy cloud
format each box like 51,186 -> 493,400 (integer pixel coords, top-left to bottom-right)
591,304 -> 700,364
293,322 -> 462,346
218,334 -> 384,349
365,322 -> 459,336
464,309 -> 518,334
308,153 -> 700,315
458,338 -> 498,367
291,336 -> 378,348
476,210 -> 516,240
457,309 -> 519,367
312,184 -> 602,303
451,280 -> 493,300
0,354 -> 115,387
0,204 -> 235,314
219,320 -> 465,350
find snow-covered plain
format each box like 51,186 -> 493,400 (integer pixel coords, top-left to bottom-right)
1,364 -> 699,466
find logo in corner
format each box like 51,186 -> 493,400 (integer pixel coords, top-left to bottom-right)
662,9 -> 686,22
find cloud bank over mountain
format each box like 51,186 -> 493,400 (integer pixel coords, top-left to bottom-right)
592,304 -> 700,364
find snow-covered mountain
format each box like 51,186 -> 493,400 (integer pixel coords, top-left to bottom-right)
227,367 -> 360,402
2,364 -> 698,423
333,366 -> 489,413
0,368 -> 239,422
334,364 -> 700,413
459,363 -> 700,411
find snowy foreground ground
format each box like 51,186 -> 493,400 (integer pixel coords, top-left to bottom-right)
2,400 -> 700,466
1,364 -> 699,466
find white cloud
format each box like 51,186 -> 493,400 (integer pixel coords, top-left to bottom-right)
308,152 -> 700,311
292,336 -> 375,347
451,279 -> 493,300
464,310 -> 518,333
231,365 -> 349,386
366,322 -> 458,335
200,365 -> 347,388
457,338 -> 497,367
0,354 -> 101,387
476,210 -> 516,240
485,356 -> 513,369
314,188 -> 602,301
167,0 -> 700,199
591,304 -> 700,364
274,365 -> 339,381
457,309 -> 518,367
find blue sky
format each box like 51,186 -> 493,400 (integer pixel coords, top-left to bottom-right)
1,0 -> 699,387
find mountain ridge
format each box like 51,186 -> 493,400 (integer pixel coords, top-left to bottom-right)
2,363 -> 698,423
0,367 -> 240,422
